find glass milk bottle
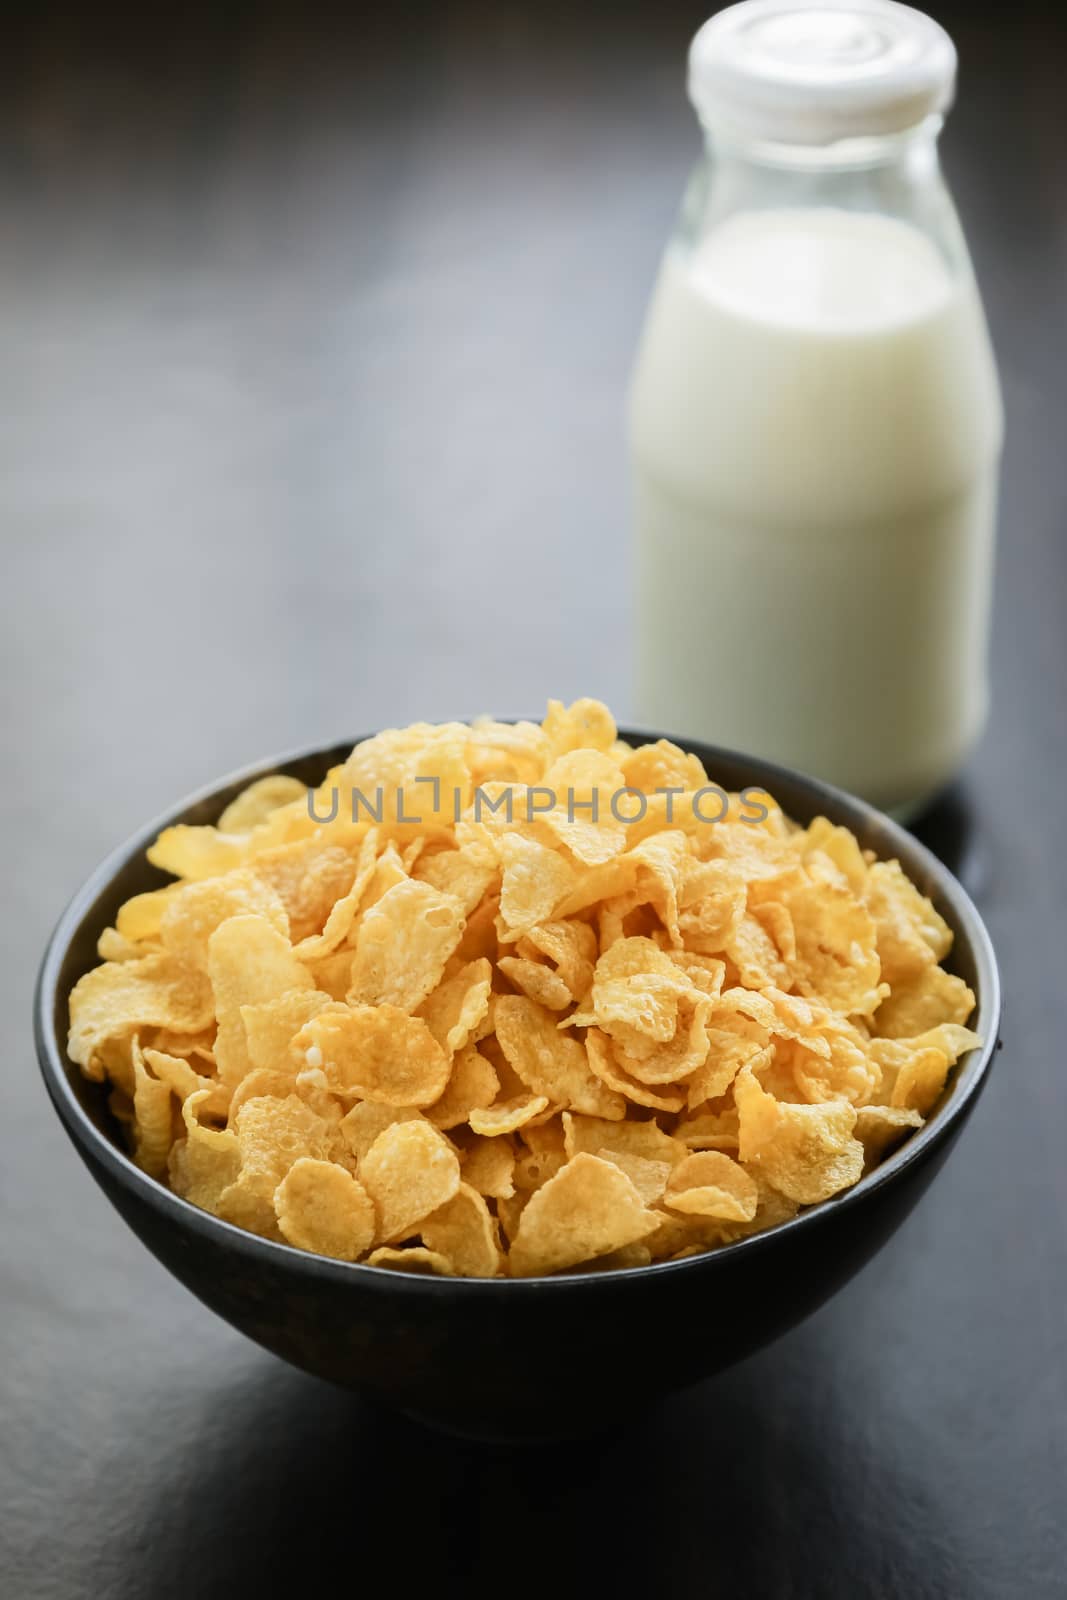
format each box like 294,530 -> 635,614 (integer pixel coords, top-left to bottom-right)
630,0 -> 1003,816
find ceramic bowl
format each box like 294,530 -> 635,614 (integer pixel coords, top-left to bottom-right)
35,730 -> 1001,1440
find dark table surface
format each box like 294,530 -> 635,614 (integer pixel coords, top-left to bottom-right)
3,4 -> 1065,1596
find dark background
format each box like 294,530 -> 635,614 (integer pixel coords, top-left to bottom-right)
3,3 -> 1065,1596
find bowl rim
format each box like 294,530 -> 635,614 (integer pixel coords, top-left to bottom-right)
35,724 -> 1002,1296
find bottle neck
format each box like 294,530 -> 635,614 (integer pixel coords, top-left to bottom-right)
703,114 -> 943,177
683,113 -> 955,262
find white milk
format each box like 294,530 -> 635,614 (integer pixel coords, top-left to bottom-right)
630,207 -> 1003,813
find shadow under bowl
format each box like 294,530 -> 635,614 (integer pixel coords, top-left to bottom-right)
35,729 -> 1001,1441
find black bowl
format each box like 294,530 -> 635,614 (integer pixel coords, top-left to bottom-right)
35,729 -> 1001,1441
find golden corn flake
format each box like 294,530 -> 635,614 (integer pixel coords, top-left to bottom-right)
360,1120 -> 461,1243
414,837 -> 499,916
401,837 -> 429,873
208,915 -> 314,1089
495,1190 -> 528,1245
420,1183 -> 503,1277
348,878 -> 466,1013
339,1101 -> 422,1165
228,1068 -> 300,1123
724,913 -> 792,992
589,936 -> 701,1043
509,1153 -> 657,1277
338,721 -> 472,840
452,893 -> 500,966
625,830 -> 689,946
241,989 -> 336,1076
293,1004 -> 449,1107
458,1132 -> 517,1199
784,883 -> 885,1017
243,835 -> 355,951
274,1158 -> 376,1260
585,1030 -> 687,1114
735,1067 -> 864,1204
358,841 -> 408,910
802,816 -> 869,894
674,1104 -> 740,1150
663,1151 -> 759,1222
512,1123 -> 568,1192
620,738 -> 707,795
869,1025 -> 980,1116
590,1243 -> 654,1271
615,996 -> 714,1087
793,1045 -> 874,1111
552,854 -> 640,921
96,927 -> 155,963
415,958 -> 493,1056
466,717 -> 549,787
425,1042 -> 499,1131
367,1246 -> 455,1276
684,1020 -> 770,1110
304,949 -> 357,1001
68,953 -> 214,1077
116,885 -> 180,944
147,824 -> 249,882
854,1103 -> 924,1163
496,995 -> 626,1119
874,965 -> 976,1040
217,774 -> 309,835
169,1090 -> 240,1215
233,1092 -> 345,1178
753,900 -> 797,964
130,1038 -> 178,1180
563,1111 -> 686,1169
150,1026 -> 217,1066
73,699 -> 980,1277
539,750 -> 628,865
669,950 -> 727,996
498,833 -> 578,936
469,1094 -> 550,1137
864,859 -> 953,984
592,1148 -> 672,1205
219,1092 -> 347,1238
523,919 -> 597,1000
498,955 -> 573,1012
288,827 -> 380,960
542,697 -> 616,758
643,1204 -> 728,1261
142,1045 -> 210,1104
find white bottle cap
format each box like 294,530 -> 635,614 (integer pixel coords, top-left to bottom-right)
689,0 -> 957,145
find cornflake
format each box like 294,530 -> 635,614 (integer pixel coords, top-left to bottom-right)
69,700 -> 980,1276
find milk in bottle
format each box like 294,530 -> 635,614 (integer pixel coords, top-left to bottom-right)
630,0 -> 1003,814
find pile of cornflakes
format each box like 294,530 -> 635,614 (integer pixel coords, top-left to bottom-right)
68,700 -> 979,1277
